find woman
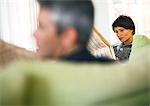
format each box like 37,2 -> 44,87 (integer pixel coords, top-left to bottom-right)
112,15 -> 135,61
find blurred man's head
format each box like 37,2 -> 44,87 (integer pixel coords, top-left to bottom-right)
34,0 -> 94,59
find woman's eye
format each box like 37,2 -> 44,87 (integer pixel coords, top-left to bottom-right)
115,31 -> 118,33
120,29 -> 124,32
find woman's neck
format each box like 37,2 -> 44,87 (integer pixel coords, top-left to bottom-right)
123,37 -> 133,45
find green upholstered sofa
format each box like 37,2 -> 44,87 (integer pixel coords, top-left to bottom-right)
0,35 -> 150,106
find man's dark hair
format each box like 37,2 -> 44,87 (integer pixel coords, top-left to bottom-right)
37,0 -> 94,49
112,15 -> 135,35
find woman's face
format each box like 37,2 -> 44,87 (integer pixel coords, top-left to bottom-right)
114,27 -> 133,43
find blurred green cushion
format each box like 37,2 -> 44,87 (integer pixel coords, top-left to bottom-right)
130,35 -> 150,58
0,35 -> 150,106
0,45 -> 149,106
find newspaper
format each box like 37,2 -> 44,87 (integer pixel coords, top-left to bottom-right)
88,27 -> 116,60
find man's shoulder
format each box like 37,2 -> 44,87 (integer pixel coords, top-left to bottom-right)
63,48 -> 115,63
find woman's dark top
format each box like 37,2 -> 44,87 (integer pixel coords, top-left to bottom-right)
113,43 -> 132,61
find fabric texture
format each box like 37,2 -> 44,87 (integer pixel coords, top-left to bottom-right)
113,43 -> 132,61
0,40 -> 39,67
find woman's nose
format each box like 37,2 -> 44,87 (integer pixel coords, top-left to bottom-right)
117,32 -> 122,37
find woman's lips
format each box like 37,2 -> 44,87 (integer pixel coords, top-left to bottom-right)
118,37 -> 124,40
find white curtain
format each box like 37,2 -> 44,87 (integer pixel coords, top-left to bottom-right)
0,0 -> 38,51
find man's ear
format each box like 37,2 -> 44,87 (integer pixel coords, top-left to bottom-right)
60,27 -> 78,49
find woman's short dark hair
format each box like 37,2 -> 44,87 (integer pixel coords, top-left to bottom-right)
112,15 -> 135,35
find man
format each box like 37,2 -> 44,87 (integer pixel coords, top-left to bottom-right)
34,0 -> 114,63
0,0 -> 114,65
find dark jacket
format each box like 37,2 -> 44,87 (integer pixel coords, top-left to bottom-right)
62,48 -> 115,63
113,43 -> 132,61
